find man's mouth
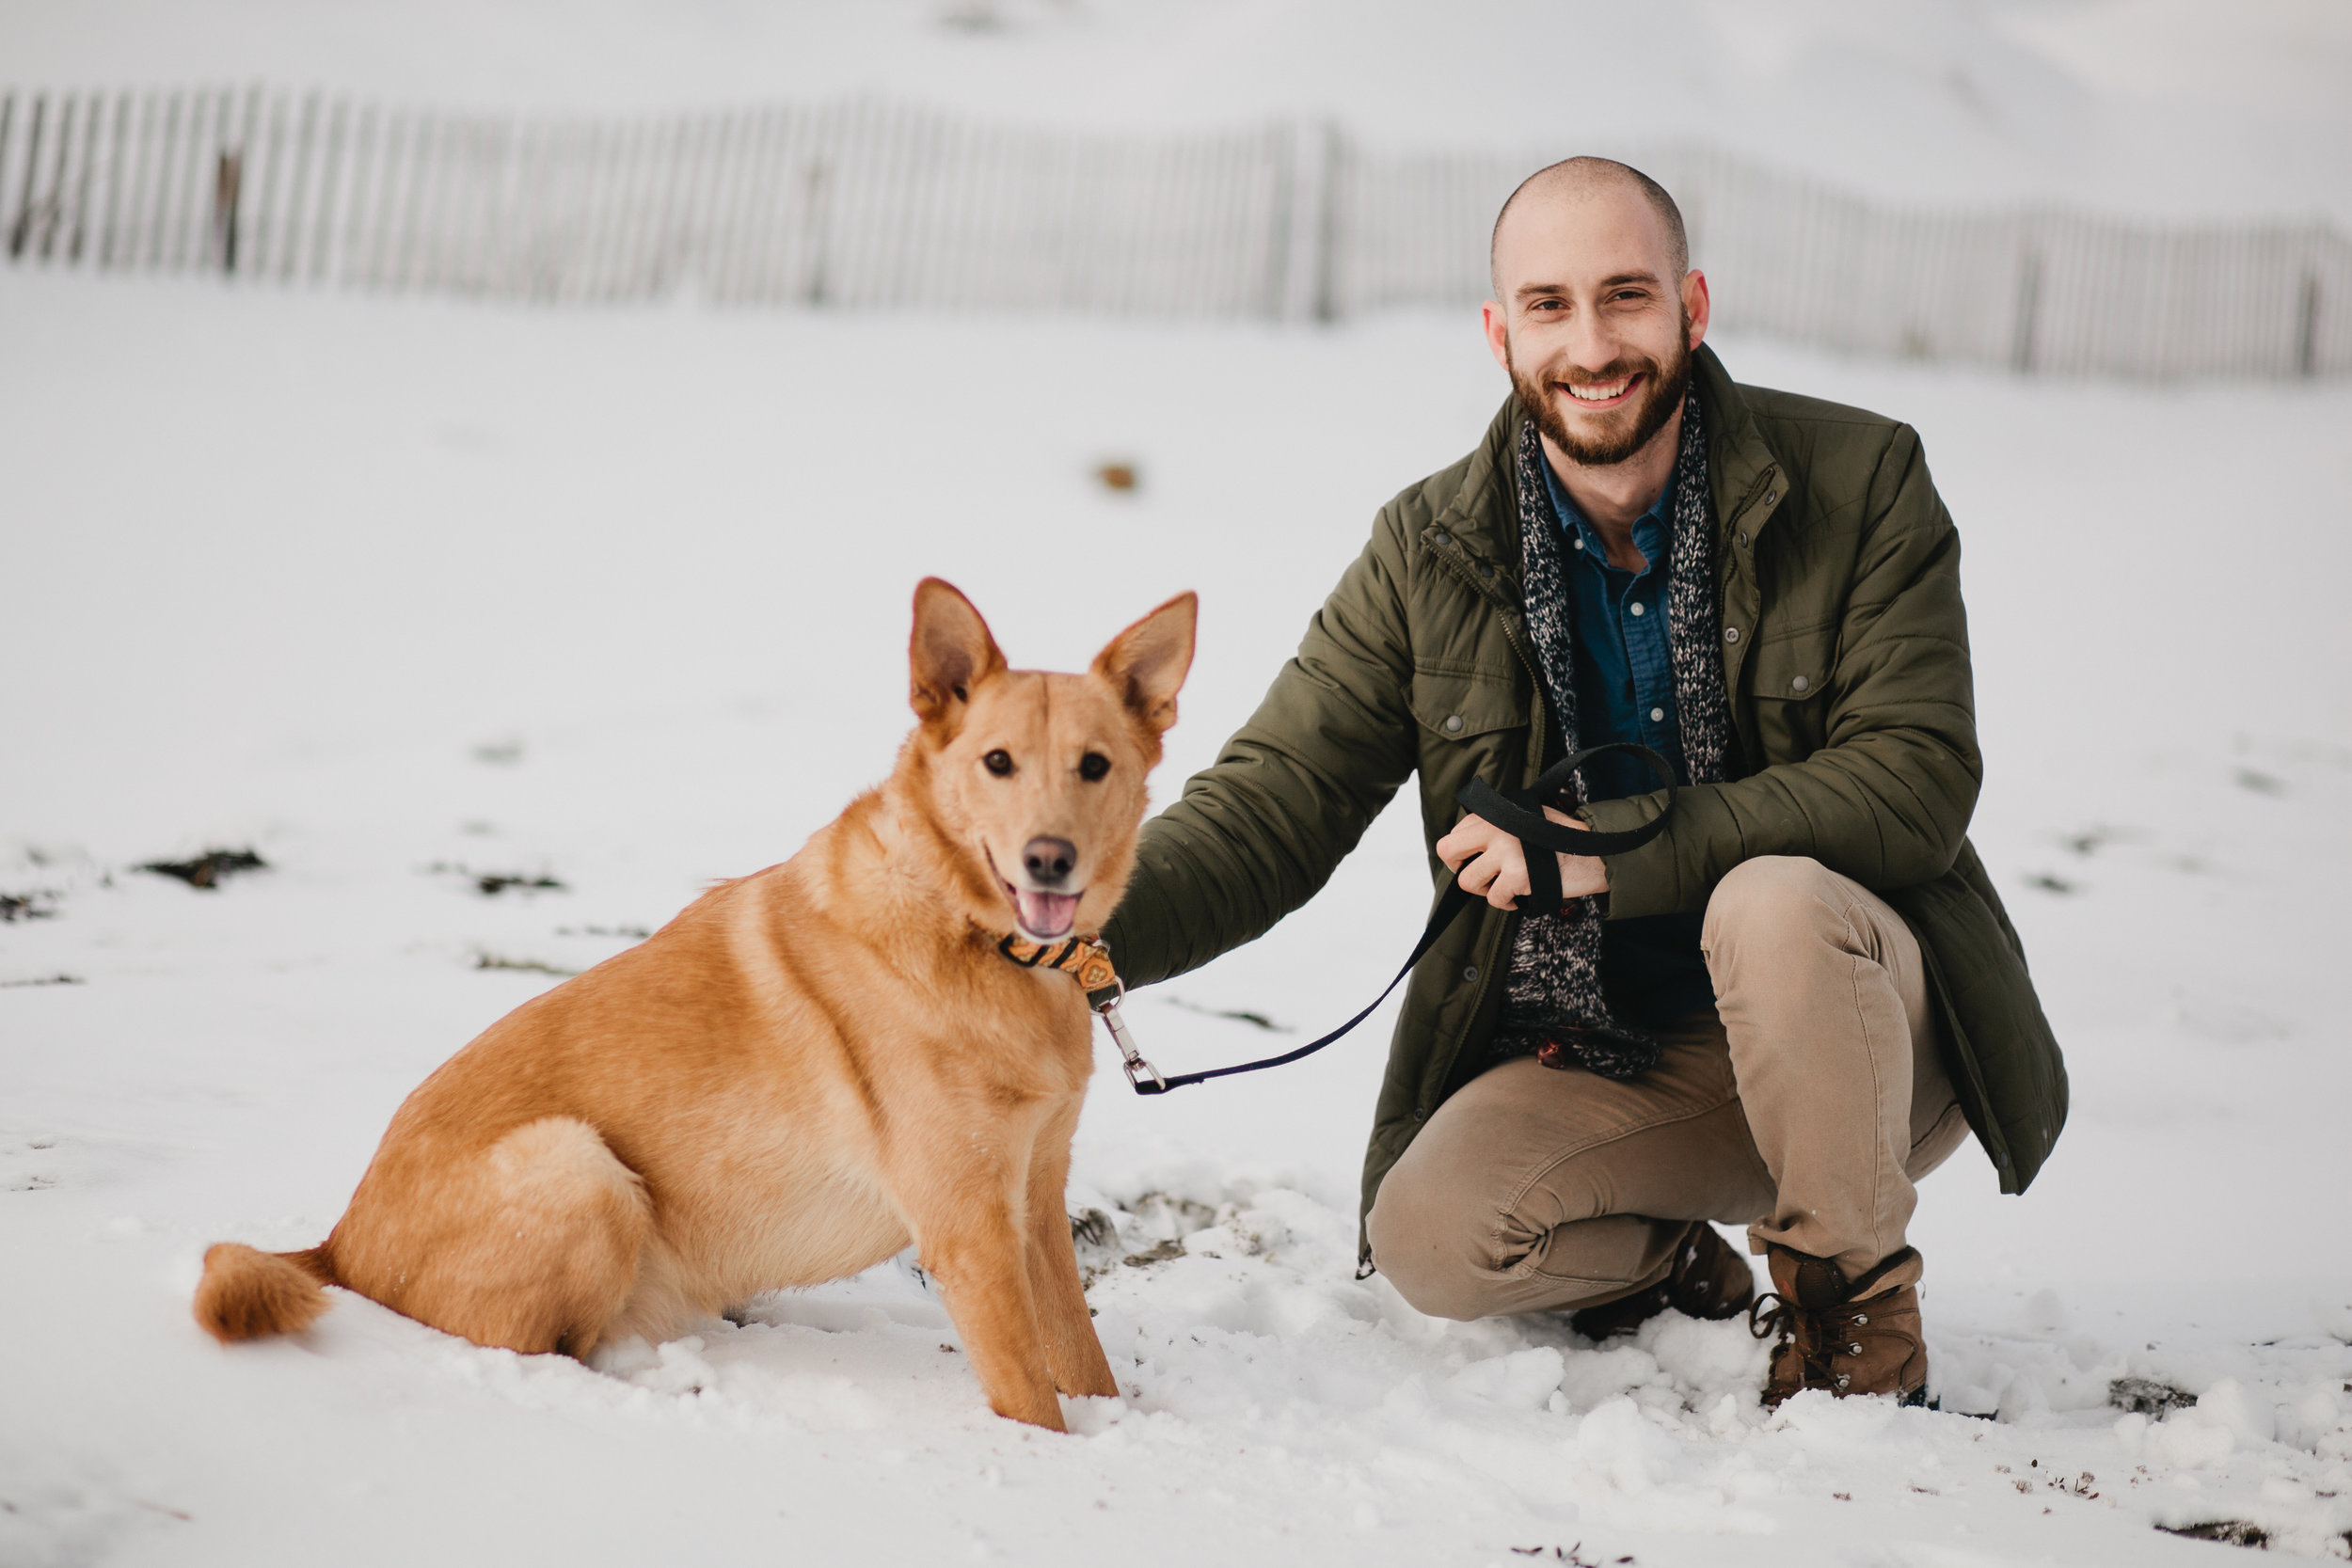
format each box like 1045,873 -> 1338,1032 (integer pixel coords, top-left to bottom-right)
1558,372 -> 1642,409
1005,883 -> 1082,942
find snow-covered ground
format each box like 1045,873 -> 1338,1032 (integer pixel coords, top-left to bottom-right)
3,269 -> 2350,1565
4,2 -> 2350,1560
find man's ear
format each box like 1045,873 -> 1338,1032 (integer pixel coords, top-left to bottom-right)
909,578 -> 1006,723
1091,591 -> 1197,735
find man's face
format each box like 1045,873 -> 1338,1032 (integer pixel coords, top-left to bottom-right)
1484,185 -> 1708,467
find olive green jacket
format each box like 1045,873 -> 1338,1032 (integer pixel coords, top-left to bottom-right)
1102,346 -> 2066,1247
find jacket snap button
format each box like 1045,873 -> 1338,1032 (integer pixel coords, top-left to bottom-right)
1442,714 -> 1464,734
1766,491 -> 1778,506
1462,964 -> 1479,982
1478,561 -> 1493,577
1791,674 -> 1810,693
1736,531 -> 1749,548
1431,531 -> 1450,545
1724,626 -> 1740,643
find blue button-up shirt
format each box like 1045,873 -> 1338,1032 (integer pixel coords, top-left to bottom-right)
1542,461 -> 1717,1024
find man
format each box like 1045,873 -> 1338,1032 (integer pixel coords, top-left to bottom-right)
1101,158 -> 2064,1406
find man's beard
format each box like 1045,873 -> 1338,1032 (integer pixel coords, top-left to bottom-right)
1507,323 -> 1692,467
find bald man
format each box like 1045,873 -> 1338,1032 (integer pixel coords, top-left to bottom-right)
1102,159 -> 2064,1408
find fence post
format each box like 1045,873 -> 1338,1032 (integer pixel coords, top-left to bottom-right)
150,90 -> 181,269
1258,121 -> 1293,321
37,92 -> 74,260
2297,271 -> 2320,378
0,95 -> 14,256
2011,245 -> 2042,374
68,93 -> 97,261
1312,119 -> 1343,323
310,98 -> 346,284
802,158 -> 830,306
249,90 -> 283,276
8,94 -> 44,260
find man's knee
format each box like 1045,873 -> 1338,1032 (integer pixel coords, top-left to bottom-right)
1705,856 -> 1838,941
1364,1159 -> 1504,1323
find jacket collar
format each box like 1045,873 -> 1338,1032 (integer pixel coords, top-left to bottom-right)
1438,344 -> 1787,566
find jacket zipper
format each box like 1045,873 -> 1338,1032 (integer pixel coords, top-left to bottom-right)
1415,533 -> 1549,1119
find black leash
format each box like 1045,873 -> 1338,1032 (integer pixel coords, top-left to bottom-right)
1114,742 -> 1677,1096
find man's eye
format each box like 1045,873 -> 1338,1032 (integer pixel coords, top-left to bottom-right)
1079,752 -> 1110,782
984,750 -> 1014,777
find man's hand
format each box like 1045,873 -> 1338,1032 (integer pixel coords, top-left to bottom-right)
1435,806 -> 1609,911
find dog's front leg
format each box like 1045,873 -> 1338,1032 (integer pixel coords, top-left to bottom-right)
1025,1101 -> 1119,1400
908,1168 -> 1066,1431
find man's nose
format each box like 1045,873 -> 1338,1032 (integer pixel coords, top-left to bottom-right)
1023,836 -> 1077,887
1562,310 -> 1623,372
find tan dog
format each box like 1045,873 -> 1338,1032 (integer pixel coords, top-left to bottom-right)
193,578 -> 1197,1431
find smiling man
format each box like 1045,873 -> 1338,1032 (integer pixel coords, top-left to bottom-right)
1102,158 -> 2064,1406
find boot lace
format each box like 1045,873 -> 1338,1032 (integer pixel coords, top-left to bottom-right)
1750,1291 -> 1841,1388
1751,1291 -> 1894,1394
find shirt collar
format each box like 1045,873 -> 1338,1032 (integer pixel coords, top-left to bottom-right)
1542,456 -> 1677,578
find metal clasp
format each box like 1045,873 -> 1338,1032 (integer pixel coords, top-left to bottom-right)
1092,986 -> 1166,1092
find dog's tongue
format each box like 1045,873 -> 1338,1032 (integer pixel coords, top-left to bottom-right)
1016,890 -> 1081,941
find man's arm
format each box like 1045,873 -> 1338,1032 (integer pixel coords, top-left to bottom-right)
1582,423 -> 1981,915
1103,512 -> 1421,988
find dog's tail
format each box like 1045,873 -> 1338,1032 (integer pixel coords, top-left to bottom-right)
192,1243 -> 335,1342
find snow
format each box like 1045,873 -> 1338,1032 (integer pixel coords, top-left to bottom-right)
4,2 -> 2351,1560
4,270 -> 2349,1565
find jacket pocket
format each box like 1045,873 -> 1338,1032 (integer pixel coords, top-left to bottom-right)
1745,627 -> 1834,759
1745,627 -> 1834,705
1409,666 -> 1528,742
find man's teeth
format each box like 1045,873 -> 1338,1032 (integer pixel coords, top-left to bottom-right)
1566,378 -> 1633,402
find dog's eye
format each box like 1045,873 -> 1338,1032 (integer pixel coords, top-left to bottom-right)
983,749 -> 1014,777
1078,752 -> 1111,782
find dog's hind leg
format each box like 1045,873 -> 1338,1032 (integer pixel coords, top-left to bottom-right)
1023,1103 -> 1118,1400
350,1117 -> 653,1359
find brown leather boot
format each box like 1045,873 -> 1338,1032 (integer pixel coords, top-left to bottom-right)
1751,1244 -> 1928,1406
1569,1222 -> 1756,1339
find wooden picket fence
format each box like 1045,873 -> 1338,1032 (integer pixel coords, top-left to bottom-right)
4,85 -> 2345,378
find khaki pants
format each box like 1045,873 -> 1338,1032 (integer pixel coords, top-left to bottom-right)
1366,856 -> 1971,1321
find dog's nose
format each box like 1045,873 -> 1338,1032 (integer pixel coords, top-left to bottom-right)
1022,836 -> 1077,887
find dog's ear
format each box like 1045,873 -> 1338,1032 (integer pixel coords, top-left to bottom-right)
909,578 -> 1007,723
1092,592 -> 1197,735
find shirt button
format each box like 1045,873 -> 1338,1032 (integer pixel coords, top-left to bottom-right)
1442,714 -> 1464,733
1649,706 -> 1665,722
1629,601 -> 1646,617
1791,674 -> 1810,693
1724,626 -> 1740,643
1571,537 -> 1585,550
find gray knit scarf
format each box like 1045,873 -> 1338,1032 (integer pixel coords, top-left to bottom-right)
1492,388 -> 1733,1078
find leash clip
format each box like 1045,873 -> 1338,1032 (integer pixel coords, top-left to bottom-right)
1093,986 -> 1168,1094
